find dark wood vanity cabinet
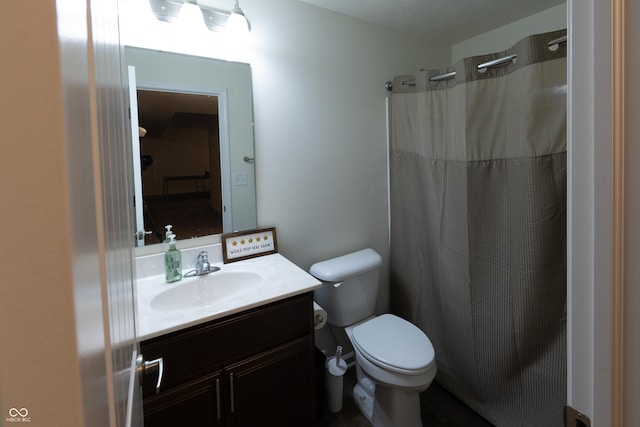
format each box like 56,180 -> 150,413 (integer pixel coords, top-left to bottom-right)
144,372 -> 224,427
140,292 -> 315,427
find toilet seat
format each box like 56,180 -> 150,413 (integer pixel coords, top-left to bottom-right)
351,314 -> 435,375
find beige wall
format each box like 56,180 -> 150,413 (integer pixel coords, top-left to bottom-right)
0,2 -> 85,427
624,1 -> 640,422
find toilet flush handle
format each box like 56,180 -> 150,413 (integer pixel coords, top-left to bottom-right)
333,282 -> 343,288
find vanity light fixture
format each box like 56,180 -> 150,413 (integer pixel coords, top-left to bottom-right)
147,0 -> 251,34
226,1 -> 251,33
200,7 -> 230,32
148,0 -> 185,23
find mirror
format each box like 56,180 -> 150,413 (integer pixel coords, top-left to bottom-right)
125,46 -> 257,252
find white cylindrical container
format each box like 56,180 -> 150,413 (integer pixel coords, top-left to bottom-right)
313,301 -> 327,329
325,346 -> 347,413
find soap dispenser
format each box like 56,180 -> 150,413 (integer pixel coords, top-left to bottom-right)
164,228 -> 182,283
163,224 -> 174,243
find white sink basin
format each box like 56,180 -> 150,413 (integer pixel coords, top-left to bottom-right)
151,271 -> 264,311
136,252 -> 324,340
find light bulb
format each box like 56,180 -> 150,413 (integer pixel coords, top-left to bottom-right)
226,2 -> 250,34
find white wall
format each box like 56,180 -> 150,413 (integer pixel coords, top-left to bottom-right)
568,0 -> 609,423
122,0 -> 449,311
452,4 -> 567,62
247,0 -> 448,311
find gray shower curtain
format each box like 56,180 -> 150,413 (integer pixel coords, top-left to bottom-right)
389,30 -> 567,427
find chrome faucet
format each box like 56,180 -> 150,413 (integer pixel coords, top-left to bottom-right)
184,251 -> 221,277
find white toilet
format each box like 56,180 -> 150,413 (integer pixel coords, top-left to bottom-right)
311,248 -> 436,427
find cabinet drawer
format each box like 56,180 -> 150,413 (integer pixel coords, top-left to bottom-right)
141,292 -> 313,395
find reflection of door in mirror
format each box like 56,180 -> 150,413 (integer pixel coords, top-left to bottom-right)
137,90 -> 223,245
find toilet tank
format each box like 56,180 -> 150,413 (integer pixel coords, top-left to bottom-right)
310,248 -> 383,327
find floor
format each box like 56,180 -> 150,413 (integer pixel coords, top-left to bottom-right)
316,369 -> 494,427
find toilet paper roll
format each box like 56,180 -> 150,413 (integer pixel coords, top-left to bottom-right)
313,301 -> 327,330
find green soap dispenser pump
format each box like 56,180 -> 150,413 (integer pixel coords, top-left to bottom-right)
164,227 -> 182,283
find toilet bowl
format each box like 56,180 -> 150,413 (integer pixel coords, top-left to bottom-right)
310,249 -> 437,427
346,314 -> 436,427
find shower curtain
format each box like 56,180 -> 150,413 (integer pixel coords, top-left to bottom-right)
389,30 -> 567,427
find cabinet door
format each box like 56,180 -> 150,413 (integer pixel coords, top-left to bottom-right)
224,337 -> 314,427
144,371 -> 224,427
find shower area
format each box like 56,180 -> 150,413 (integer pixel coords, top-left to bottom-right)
389,29 -> 567,426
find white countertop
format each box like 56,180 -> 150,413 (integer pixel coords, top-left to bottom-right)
136,253 -> 322,341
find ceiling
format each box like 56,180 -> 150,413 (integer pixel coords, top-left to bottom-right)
297,0 -> 565,44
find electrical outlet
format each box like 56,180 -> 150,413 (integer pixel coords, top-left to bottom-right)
233,172 -> 248,186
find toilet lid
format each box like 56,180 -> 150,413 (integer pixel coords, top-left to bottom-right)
351,314 -> 434,372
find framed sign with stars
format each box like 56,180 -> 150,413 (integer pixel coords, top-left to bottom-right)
221,227 -> 279,263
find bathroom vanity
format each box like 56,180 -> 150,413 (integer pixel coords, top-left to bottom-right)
141,293 -> 314,426
136,250 -> 321,427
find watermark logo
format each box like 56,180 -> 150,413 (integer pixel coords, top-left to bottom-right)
6,407 -> 31,423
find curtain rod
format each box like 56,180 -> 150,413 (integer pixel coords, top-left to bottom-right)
385,35 -> 567,91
